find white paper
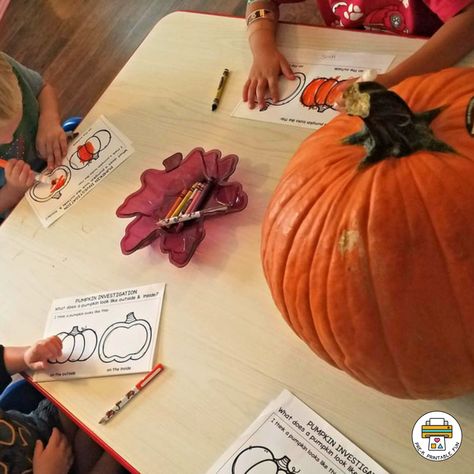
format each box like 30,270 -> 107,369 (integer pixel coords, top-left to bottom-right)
207,390 -> 389,474
33,283 -> 165,382
232,50 -> 394,129
26,115 -> 134,227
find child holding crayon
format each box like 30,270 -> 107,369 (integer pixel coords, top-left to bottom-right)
243,0 -> 474,109
1,336 -> 126,473
0,52 -> 67,217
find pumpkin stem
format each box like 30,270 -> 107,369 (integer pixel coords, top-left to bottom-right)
342,82 -> 455,168
70,326 -> 80,336
125,312 -> 137,324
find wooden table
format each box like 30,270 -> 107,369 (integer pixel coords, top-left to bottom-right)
1,11 -> 474,474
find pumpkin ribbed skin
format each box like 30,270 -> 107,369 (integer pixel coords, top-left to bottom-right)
261,68 -> 474,399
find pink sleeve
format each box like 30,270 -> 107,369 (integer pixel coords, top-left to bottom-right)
423,0 -> 473,22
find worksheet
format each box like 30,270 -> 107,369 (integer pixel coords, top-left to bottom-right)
232,50 -> 394,129
33,283 -> 165,382
207,390 -> 389,474
26,115 -> 134,227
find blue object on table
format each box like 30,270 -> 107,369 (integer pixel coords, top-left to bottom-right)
62,116 -> 82,132
0,379 -> 44,413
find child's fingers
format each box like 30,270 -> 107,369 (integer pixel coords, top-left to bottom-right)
8,160 -> 32,186
4,159 -> 17,179
48,427 -> 61,447
33,439 -> 44,458
268,77 -> 280,104
59,132 -> 68,158
19,164 -> 34,187
29,361 -> 45,370
281,60 -> 295,80
45,345 -> 61,360
52,427 -> 69,447
46,141 -> 55,170
47,335 -> 63,352
247,80 -> 257,109
243,79 -> 251,102
7,159 -> 23,179
36,138 -> 47,162
256,80 -> 268,110
52,139 -> 62,167
39,341 -> 61,360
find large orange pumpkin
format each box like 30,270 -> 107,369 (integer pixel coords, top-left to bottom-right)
261,68 -> 474,399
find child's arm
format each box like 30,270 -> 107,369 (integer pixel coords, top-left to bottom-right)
243,1 -> 296,110
0,159 -> 35,214
3,335 -> 62,374
377,3 -> 474,87
36,83 -> 67,170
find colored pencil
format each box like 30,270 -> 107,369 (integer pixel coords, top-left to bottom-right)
98,363 -> 164,424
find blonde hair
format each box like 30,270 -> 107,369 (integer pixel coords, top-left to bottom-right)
0,54 -> 22,122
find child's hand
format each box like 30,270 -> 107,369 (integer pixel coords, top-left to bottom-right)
4,159 -> 35,191
24,336 -> 62,371
36,117 -> 67,170
33,428 -> 74,474
244,32 -> 295,110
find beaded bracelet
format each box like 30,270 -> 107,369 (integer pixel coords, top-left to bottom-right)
246,8 -> 276,26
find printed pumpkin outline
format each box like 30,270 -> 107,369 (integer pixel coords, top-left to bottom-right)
98,312 -> 152,363
232,446 -> 300,474
48,326 -> 98,364
300,76 -> 348,112
261,72 -> 306,111
28,165 -> 71,203
69,129 -> 112,170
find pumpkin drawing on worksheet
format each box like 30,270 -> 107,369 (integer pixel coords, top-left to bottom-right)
49,326 -> 98,364
98,312 -> 152,363
232,446 -> 298,474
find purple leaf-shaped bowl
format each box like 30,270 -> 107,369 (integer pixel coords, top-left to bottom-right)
116,148 -> 248,267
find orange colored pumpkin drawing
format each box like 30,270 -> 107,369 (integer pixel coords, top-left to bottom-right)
300,77 -> 348,112
69,129 -> 112,170
77,141 -> 95,162
28,165 -> 71,203
262,68 -> 474,399
50,174 -> 66,193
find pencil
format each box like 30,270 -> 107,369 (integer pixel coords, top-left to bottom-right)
98,363 -> 164,424
0,158 -> 51,184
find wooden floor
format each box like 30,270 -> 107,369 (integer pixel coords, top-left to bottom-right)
0,0 -> 322,119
